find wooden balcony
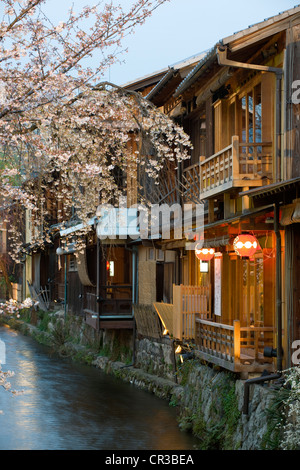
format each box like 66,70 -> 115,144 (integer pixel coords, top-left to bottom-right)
195,319 -> 274,373
182,136 -> 273,202
153,284 -> 275,375
84,288 -> 134,330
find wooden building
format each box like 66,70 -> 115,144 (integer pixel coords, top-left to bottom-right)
145,5 -> 300,375
17,6 -> 300,377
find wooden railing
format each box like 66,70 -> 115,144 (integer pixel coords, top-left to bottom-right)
84,292 -> 98,329
182,136 -> 273,201
84,287 -> 133,328
173,284 -> 211,340
181,162 -> 202,204
99,285 -> 132,318
239,142 -> 273,180
195,318 -> 274,372
200,140 -> 235,197
85,292 -> 98,314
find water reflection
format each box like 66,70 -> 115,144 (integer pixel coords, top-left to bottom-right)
0,326 -> 197,450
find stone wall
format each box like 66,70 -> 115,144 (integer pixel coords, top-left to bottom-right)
134,336 -> 177,381
174,359 -> 278,450
133,335 -> 279,450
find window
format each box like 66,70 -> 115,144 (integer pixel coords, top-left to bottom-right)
239,83 -> 262,146
68,255 -> 77,272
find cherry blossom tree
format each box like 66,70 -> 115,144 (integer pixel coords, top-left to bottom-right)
0,0 -> 191,262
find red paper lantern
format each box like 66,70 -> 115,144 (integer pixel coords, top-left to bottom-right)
233,234 -> 258,257
195,244 -> 215,261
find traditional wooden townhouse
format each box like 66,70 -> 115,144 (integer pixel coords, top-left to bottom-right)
18,54 -> 201,339
50,53 -> 207,334
10,6 -> 300,382
141,5 -> 300,377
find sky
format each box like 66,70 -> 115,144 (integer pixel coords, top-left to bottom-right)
46,0 -> 299,85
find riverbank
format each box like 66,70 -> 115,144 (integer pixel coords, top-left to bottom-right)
0,323 -> 198,451
0,307 -> 291,450
0,310 -> 180,400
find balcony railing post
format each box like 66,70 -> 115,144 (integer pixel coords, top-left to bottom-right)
233,320 -> 241,363
200,156 -> 205,193
232,136 -> 239,179
173,284 -> 183,340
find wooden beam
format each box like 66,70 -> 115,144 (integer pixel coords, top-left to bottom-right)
99,320 -> 135,329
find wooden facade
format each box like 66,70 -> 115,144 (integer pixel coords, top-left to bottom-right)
6,6 -> 299,376
144,6 -> 300,375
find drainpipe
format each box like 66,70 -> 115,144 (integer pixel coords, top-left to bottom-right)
96,238 -> 100,327
217,45 -> 283,182
243,372 -> 282,415
64,254 -> 67,321
274,201 -> 283,373
217,46 -> 284,414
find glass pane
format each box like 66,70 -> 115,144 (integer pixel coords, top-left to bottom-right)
248,92 -> 253,143
254,84 -> 262,160
241,96 -> 246,143
254,84 -> 262,143
229,102 -> 235,140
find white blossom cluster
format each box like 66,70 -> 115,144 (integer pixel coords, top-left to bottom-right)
0,0 -> 179,262
279,367 -> 300,450
0,297 -> 37,317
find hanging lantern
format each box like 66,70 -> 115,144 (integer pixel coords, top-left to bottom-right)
195,244 -> 215,261
233,234 -> 258,257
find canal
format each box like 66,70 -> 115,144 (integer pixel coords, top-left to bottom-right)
0,325 -> 198,451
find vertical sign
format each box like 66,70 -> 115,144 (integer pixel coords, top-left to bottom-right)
214,254 -> 222,316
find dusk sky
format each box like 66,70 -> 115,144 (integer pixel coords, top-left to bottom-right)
34,0 -> 300,84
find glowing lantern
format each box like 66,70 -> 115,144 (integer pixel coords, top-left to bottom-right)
233,234 -> 258,257
195,244 -> 215,261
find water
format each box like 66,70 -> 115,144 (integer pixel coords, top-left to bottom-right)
0,325 -> 198,450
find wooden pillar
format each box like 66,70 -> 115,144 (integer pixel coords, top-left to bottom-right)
234,320 -> 241,363
242,186 -> 250,213
224,192 -> 235,218
232,135 -> 240,179
208,199 -> 214,223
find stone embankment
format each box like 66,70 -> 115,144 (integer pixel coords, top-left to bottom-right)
0,311 -> 281,450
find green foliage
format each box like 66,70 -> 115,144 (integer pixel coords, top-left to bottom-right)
51,320 -> 70,347
177,359 -> 196,385
37,311 -> 52,331
110,337 -> 132,364
72,350 -> 95,365
218,380 -> 241,449
261,389 -> 286,450
177,367 -> 241,450
262,368 -> 300,450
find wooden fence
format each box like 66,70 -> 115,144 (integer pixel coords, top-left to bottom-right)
173,284 -> 211,340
